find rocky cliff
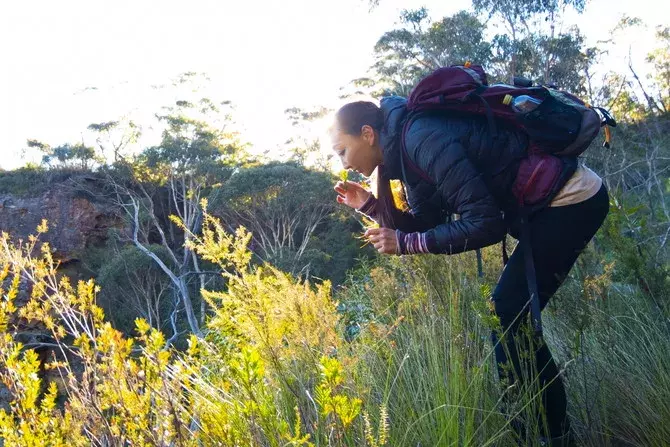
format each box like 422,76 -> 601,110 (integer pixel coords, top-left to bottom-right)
0,176 -> 127,411
0,178 -> 125,262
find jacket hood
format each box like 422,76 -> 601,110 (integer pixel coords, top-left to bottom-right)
379,96 -> 408,180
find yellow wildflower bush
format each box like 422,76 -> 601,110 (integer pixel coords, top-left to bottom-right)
0,212 -> 386,446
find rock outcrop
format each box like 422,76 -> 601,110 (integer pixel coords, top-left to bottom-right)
0,176 -> 127,411
0,178 -> 125,261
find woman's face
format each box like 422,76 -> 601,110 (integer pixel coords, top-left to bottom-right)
330,124 -> 381,177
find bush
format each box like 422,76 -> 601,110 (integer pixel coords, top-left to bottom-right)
1,205 -> 669,446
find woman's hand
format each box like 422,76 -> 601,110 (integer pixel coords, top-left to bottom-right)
334,181 -> 371,210
365,228 -> 398,255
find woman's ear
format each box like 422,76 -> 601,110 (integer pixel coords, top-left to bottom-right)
361,125 -> 376,146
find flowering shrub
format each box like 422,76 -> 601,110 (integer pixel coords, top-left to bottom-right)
0,213 -> 387,446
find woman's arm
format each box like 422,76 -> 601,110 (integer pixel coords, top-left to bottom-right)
401,129 -> 506,255
354,193 -> 441,233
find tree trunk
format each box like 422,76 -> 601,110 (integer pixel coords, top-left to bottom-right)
131,197 -> 202,337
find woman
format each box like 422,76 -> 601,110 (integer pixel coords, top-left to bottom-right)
331,98 -> 609,446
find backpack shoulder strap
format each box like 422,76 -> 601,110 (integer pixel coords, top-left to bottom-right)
400,113 -> 435,186
465,86 -> 497,152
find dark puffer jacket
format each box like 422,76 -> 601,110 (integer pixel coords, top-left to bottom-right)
379,96 -> 529,254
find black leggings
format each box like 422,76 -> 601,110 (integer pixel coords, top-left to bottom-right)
491,184 -> 609,439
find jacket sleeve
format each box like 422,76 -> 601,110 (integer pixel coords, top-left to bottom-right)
401,183 -> 445,231
355,192 -> 440,233
405,126 -> 506,255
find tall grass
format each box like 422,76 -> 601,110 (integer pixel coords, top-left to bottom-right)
545,257 -> 670,446
1,211 -> 669,446
340,251 -> 547,446
339,237 -> 670,446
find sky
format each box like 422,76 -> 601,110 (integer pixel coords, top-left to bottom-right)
0,0 -> 665,170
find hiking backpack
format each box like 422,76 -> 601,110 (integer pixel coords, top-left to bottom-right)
400,62 -> 616,206
398,63 -> 616,334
